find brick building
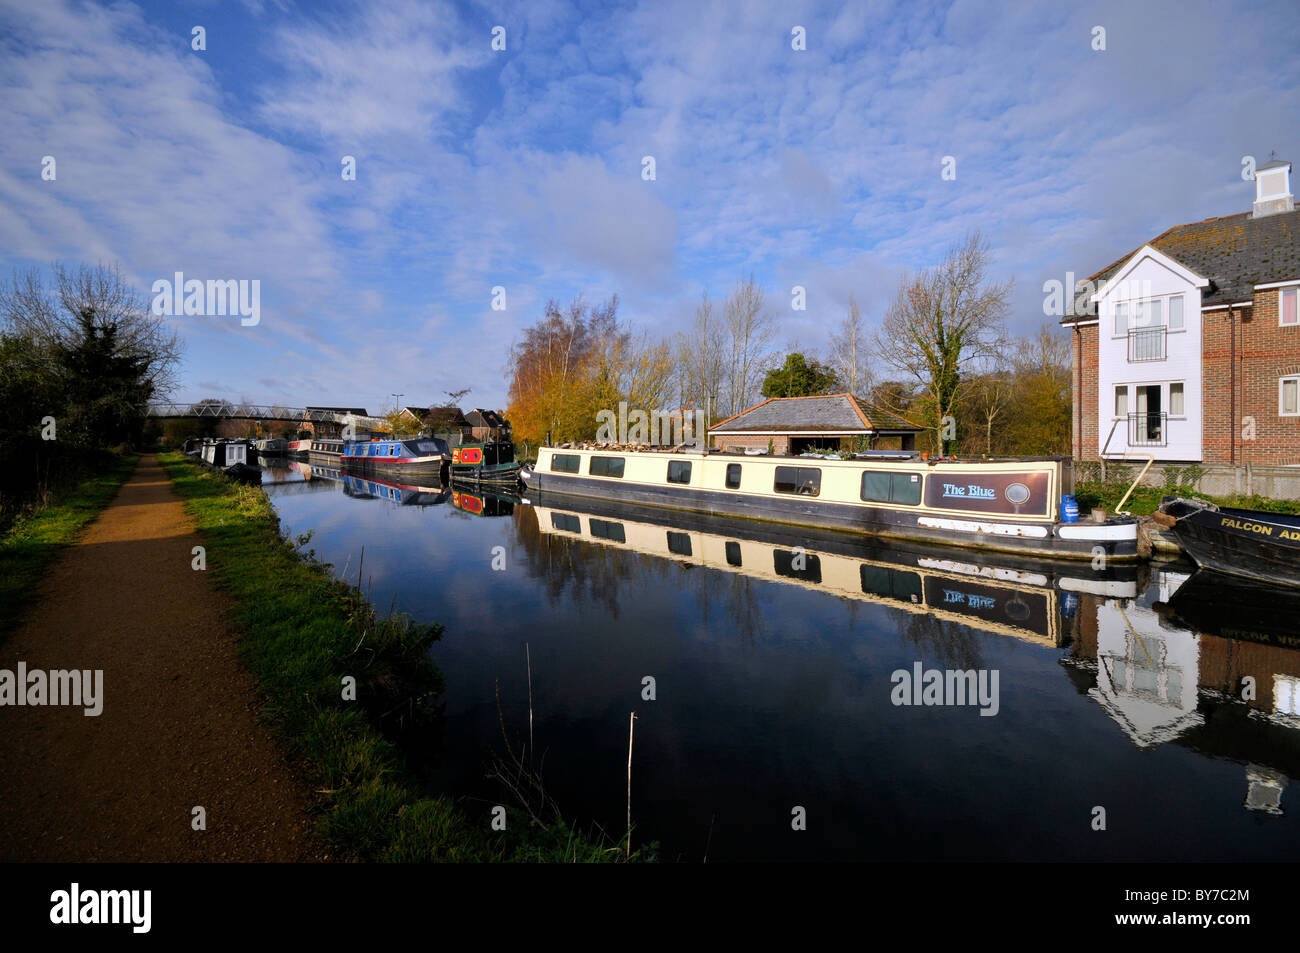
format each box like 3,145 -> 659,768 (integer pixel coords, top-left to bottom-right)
1062,157 -> 1300,465
708,392 -> 920,454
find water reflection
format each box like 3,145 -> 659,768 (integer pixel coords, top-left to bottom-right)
258,475 -> 1300,859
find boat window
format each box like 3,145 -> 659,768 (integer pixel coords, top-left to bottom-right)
551,513 -> 581,533
390,445 -> 400,456
774,550 -> 822,584
860,470 -> 922,505
551,454 -> 581,473
774,466 -> 821,496
725,541 -> 742,566
666,531 -> 692,556
590,456 -> 625,478
590,519 -> 626,543
860,565 -> 923,603
667,460 -> 692,484
725,463 -> 742,489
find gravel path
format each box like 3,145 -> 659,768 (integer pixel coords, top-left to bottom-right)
0,455 -> 322,861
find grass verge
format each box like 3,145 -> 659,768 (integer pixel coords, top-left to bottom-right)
0,451 -> 138,637
158,452 -> 636,862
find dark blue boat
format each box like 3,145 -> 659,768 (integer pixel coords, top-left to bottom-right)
340,437 -> 450,476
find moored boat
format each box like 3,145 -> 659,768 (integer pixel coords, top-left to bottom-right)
1157,497 -> 1300,589
340,436 -> 450,475
449,440 -> 522,484
254,437 -> 287,454
520,446 -> 1138,561
286,437 -> 313,456
197,438 -> 262,482
309,437 -> 344,459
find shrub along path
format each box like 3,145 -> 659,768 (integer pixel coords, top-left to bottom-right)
0,454 -> 321,861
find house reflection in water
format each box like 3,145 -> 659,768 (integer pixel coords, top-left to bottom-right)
1066,567 -> 1300,815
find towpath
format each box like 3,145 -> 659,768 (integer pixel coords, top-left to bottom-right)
0,455 -> 321,861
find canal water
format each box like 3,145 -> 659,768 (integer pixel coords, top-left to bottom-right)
260,460 -> 1300,861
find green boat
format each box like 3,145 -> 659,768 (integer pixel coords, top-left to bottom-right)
449,440 -> 522,484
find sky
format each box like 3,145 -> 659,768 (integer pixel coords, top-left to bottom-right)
2,0 -> 1298,414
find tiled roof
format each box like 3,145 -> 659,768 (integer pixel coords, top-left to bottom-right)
1063,208 -> 1300,321
710,393 -> 921,433
465,408 -> 506,428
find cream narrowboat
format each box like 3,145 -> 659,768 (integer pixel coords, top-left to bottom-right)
520,447 -> 1138,561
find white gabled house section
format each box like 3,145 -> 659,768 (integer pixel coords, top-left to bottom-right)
1090,245 -> 1208,461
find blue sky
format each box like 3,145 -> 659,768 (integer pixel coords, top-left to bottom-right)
2,0 -> 1297,413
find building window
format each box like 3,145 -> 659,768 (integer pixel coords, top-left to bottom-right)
1282,376 -> 1300,417
1113,302 -> 1129,335
860,471 -> 923,505
725,463 -> 742,489
667,460 -> 692,484
1136,298 -> 1163,328
1169,382 -> 1185,417
1282,288 -> 1299,327
550,453 -> 581,473
589,456 -> 625,478
1169,295 -> 1184,330
1114,386 -> 1128,419
774,466 -> 821,496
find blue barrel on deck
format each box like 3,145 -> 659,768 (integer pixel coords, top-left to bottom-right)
1061,494 -> 1079,523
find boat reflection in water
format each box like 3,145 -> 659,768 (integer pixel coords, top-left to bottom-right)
528,498 -> 1136,649
449,484 -> 520,518
523,491 -> 1300,822
341,471 -> 450,507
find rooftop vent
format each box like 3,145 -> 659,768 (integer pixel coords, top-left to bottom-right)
1253,156 -> 1294,218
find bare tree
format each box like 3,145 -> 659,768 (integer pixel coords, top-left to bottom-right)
827,294 -> 873,396
872,232 -> 1010,454
676,291 -> 727,424
722,274 -> 773,416
1,262 -> 183,398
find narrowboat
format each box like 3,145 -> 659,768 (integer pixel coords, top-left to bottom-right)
286,437 -> 313,456
340,436 -> 451,475
255,437 -> 287,454
198,439 -> 262,482
341,472 -> 450,506
520,446 -> 1139,561
1157,497 -> 1300,589
309,437 -> 344,460
449,440 -> 522,483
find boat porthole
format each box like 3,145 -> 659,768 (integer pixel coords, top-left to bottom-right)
1004,482 -> 1030,505
1005,597 -> 1031,621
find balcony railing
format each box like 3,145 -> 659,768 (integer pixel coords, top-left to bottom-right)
1128,326 -> 1166,362
1127,411 -> 1167,447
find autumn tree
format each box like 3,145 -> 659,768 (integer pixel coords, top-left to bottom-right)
873,231 -> 1010,454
